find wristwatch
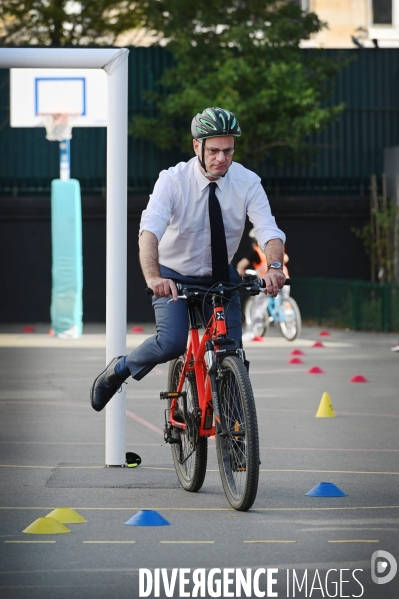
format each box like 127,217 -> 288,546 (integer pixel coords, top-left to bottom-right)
268,261 -> 283,270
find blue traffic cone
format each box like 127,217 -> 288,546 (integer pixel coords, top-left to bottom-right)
306,482 -> 347,497
125,510 -> 171,526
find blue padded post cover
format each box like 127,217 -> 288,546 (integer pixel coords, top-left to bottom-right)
50,179 -> 83,337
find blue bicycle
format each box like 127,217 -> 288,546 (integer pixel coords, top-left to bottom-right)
243,271 -> 302,341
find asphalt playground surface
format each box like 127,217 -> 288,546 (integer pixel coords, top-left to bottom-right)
0,322 -> 398,599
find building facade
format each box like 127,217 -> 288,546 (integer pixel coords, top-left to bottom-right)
300,0 -> 399,48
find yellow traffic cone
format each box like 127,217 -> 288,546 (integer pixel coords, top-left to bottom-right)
315,392 -> 336,418
45,508 -> 86,524
22,517 -> 71,535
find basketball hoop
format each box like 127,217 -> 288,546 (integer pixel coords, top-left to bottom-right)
41,114 -> 76,141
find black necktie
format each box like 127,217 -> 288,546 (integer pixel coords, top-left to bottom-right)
208,182 -> 230,284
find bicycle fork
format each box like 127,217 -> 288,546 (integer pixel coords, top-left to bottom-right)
205,341 -> 228,437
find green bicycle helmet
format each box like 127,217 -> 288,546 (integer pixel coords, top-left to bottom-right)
192,107 -> 241,177
191,107 -> 241,140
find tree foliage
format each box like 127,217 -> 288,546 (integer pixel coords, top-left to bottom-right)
353,175 -> 399,283
0,0 -> 142,46
130,0 -> 348,164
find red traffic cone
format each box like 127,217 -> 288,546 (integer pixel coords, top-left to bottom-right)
252,336 -> 265,342
290,349 -> 304,356
349,375 -> 368,383
23,325 -> 35,333
131,326 -> 144,333
312,341 -> 325,348
319,331 -> 330,337
307,366 -> 325,374
288,357 -> 303,364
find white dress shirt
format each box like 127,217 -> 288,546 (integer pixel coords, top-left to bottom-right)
139,157 -> 285,277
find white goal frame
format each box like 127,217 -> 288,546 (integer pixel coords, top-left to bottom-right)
0,48 -> 129,467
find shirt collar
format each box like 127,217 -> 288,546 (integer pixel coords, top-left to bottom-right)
194,157 -> 226,192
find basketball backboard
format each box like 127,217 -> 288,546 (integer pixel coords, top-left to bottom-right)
10,68 -> 107,128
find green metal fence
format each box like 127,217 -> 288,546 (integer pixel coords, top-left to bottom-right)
292,277 -> 399,332
1,48 -> 399,194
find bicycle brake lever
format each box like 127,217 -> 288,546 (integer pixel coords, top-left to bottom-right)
167,295 -> 187,304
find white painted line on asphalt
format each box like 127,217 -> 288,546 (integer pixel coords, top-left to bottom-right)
0,441 -> 160,446
260,446 -> 399,453
0,334 -> 150,348
243,540 -> 297,543
0,401 -> 89,408
1,506 -> 399,512
138,466 -> 175,471
256,406 -> 399,418
83,541 -> 135,544
243,339 -> 353,348
4,540 -> 56,543
0,464 -> 54,469
260,468 -> 399,475
327,540 -> 379,543
0,390 -> 64,399
1,464 -> 399,475
0,334 -> 353,349
4,400 -> 395,419
334,410 -> 399,418
160,541 -> 214,544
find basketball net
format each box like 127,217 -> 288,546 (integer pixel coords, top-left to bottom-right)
41,114 -> 76,142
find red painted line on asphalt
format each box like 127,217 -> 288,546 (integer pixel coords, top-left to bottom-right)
126,410 -> 164,435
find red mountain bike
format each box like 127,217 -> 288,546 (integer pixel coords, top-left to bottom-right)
154,275 -> 273,511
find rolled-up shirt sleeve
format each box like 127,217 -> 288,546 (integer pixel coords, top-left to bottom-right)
246,180 -> 286,250
139,173 -> 175,242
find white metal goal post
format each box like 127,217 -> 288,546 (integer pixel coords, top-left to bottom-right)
0,48 -> 129,467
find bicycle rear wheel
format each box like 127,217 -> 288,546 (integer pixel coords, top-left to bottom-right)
278,296 -> 302,341
167,356 -> 208,492
215,356 -> 259,511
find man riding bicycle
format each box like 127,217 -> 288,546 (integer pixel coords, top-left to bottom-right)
91,107 -> 286,412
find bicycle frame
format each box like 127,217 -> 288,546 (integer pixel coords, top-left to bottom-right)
169,293 -> 239,439
162,275 -> 289,509
268,295 -> 285,324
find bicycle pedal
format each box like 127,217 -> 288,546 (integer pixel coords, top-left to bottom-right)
160,391 -> 179,400
163,425 -> 181,445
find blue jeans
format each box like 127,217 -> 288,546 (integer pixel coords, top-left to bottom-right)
125,265 -> 242,380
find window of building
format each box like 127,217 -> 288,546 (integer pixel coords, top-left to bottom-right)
372,0 -> 393,24
288,0 -> 310,9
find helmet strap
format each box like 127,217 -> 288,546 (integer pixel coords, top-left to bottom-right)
198,140 -> 206,170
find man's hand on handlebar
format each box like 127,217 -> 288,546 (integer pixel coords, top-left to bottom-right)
146,277 -> 179,301
263,270 -> 286,297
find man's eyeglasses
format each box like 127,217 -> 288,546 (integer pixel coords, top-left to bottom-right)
202,143 -> 235,157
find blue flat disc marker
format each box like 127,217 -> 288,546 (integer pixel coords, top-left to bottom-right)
125,510 -> 171,526
306,482 -> 347,497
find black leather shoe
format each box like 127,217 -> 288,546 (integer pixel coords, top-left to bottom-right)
90,356 -> 125,412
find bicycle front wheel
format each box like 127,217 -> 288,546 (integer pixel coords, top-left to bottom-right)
244,296 -> 269,337
167,356 -> 208,492
278,296 -> 302,341
215,356 -> 259,511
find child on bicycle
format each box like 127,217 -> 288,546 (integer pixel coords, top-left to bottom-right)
237,230 -> 289,340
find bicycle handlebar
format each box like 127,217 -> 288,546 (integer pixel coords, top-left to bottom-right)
145,276 -> 290,297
